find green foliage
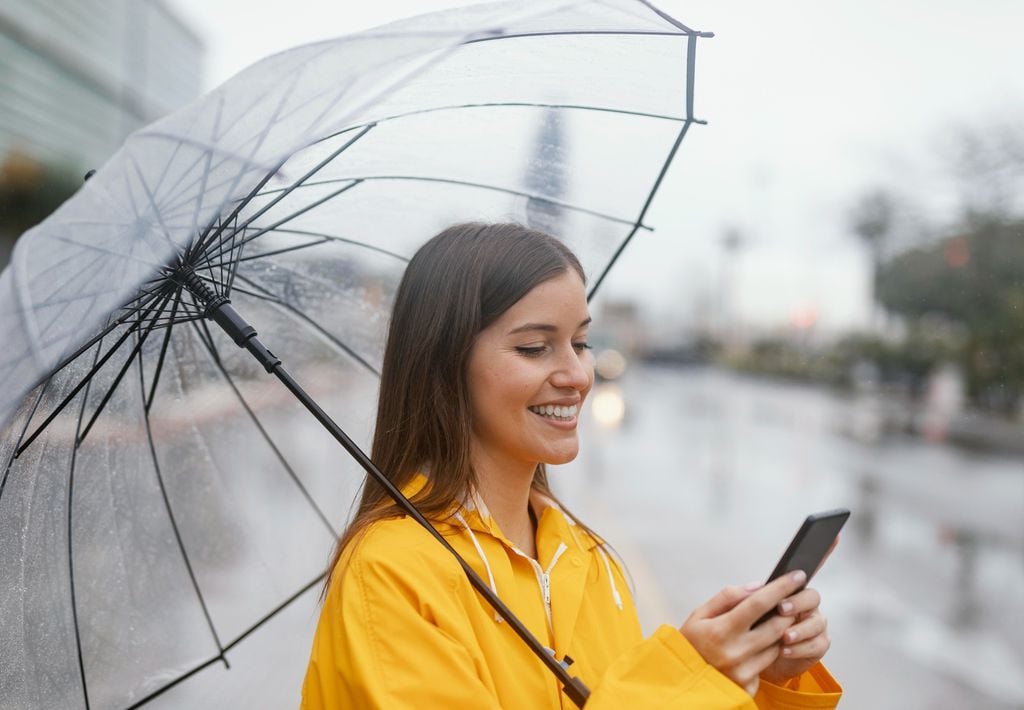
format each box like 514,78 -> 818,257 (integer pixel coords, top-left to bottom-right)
876,216 -> 1024,412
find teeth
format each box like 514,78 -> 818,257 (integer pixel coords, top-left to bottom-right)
530,404 -> 578,419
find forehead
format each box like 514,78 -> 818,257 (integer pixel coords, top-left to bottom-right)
497,271 -> 589,327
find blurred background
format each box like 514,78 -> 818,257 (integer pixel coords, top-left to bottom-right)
1,1 -> 1021,708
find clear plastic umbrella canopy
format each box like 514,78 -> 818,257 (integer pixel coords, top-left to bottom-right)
0,1 -> 709,707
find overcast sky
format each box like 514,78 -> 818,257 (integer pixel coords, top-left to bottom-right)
167,0 -> 1024,335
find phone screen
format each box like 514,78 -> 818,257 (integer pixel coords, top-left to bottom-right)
752,508 -> 850,628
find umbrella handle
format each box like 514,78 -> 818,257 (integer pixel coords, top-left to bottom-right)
190,283 -> 590,707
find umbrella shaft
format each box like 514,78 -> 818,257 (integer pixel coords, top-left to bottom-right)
270,361 -> 591,707
196,296 -> 589,706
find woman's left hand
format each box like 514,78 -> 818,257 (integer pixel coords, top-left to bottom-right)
758,587 -> 830,685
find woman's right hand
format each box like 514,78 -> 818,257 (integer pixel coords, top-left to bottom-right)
678,571 -> 807,696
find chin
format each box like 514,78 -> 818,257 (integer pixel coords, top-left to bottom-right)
541,446 -> 581,466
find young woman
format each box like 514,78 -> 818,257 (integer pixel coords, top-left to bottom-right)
301,223 -> 841,708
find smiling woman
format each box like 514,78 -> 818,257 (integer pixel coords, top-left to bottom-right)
301,223 -> 843,708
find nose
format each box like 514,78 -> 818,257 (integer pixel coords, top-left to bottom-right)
550,345 -> 593,391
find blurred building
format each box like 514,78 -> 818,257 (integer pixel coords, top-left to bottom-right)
0,0 -> 204,259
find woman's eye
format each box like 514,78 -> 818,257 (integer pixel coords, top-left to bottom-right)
515,346 -> 547,357
573,342 -> 592,352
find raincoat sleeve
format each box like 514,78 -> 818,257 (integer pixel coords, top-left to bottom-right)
301,528 -> 505,710
585,625 -> 842,709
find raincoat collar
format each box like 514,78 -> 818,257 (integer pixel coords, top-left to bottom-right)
402,472 -> 609,656
403,472 -> 599,557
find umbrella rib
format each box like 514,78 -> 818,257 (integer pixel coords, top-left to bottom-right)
232,272 -> 381,377
200,181 -> 363,268
29,250 -> 110,305
246,175 -> 647,230
128,152 -> 187,255
220,126 -> 377,293
15,294 -> 164,458
234,228 -> 410,264
136,352 -> 230,677
0,377 -> 50,504
188,60 -> 312,264
121,573 -> 325,710
589,119 -> 692,300
310,101 -> 684,149
589,34 -> 699,301
145,289 -> 182,411
67,339 -> 103,710
232,236 -> 331,263
465,28 -> 687,45
208,123 -> 376,260
4,291 -> 159,395
75,292 -> 172,446
190,319 -> 339,537
223,572 -> 325,652
48,235 -> 163,271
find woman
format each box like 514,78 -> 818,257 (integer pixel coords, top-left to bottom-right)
302,223 -> 841,708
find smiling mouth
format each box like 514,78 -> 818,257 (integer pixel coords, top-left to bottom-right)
528,404 -> 578,421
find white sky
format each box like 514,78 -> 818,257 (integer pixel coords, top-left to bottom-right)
167,0 -> 1024,336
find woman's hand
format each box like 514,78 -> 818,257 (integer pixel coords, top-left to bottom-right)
679,571 -> 807,696
759,586 -> 830,685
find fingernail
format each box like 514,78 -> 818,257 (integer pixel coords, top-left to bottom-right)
744,581 -> 764,591
790,570 -> 807,584
779,601 -> 794,615
786,629 -> 798,642
782,646 -> 793,656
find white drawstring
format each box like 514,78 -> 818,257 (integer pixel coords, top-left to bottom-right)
597,547 -> 624,611
562,510 -> 625,610
454,511 -> 503,623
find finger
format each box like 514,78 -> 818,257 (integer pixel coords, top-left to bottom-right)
737,571 -> 807,627
747,612 -> 796,650
697,584 -> 758,619
780,632 -> 831,660
778,587 -> 821,617
734,642 -> 782,687
782,613 -> 827,646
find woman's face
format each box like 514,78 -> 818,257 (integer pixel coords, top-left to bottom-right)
466,270 -> 594,473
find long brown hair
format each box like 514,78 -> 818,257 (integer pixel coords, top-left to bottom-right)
324,222 -> 597,591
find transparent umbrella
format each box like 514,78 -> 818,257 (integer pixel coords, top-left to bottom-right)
0,1 -> 711,708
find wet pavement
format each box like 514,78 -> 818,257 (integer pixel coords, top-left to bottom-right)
147,364 -> 1024,709
558,365 -> 1024,710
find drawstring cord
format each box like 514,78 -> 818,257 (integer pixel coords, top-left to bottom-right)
597,547 -> 624,611
454,511 -> 503,623
562,510 -> 624,611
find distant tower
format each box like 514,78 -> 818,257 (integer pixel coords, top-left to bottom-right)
524,108 -> 567,235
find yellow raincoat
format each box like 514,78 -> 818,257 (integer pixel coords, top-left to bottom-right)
302,476 -> 841,708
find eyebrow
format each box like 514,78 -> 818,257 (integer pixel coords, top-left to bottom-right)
507,317 -> 591,335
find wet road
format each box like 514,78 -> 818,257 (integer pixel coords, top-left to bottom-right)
558,365 -> 1024,710
148,364 -> 1024,709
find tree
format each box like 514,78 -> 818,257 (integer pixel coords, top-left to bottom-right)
876,217 -> 1024,412
848,189 -> 896,329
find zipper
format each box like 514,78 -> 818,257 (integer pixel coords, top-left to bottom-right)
512,542 -> 568,637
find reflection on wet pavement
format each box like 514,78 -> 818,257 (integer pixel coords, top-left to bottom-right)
555,365 -> 1024,710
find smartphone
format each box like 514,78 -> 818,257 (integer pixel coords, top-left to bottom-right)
752,508 -> 850,628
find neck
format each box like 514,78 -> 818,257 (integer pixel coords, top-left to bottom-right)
471,448 -> 538,558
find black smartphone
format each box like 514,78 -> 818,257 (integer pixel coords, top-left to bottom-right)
752,508 -> 850,628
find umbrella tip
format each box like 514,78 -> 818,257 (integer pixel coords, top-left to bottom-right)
84,169 -> 97,182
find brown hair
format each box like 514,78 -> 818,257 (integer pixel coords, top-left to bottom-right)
324,222 -> 596,591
